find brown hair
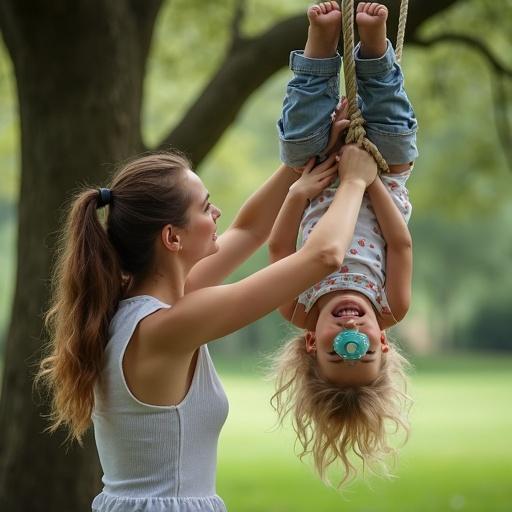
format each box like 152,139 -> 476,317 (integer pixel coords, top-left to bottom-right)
270,333 -> 412,487
37,151 -> 192,442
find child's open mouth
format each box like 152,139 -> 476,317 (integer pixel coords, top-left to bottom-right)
332,302 -> 363,318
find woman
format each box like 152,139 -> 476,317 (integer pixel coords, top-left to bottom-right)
38,147 -> 377,511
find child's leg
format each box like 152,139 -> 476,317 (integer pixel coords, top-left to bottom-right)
305,2 -> 342,59
355,2 -> 418,167
356,2 -> 388,59
278,2 -> 342,168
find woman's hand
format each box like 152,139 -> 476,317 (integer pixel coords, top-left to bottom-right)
288,154 -> 338,202
325,97 -> 351,155
337,144 -> 378,187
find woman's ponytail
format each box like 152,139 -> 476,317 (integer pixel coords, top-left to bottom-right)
37,151 -> 192,443
38,188 -> 122,443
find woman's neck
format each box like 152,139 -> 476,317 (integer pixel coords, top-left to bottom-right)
126,262 -> 189,305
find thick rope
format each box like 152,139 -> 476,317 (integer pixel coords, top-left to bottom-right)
340,0 -> 410,172
341,0 -> 388,172
395,0 -> 409,63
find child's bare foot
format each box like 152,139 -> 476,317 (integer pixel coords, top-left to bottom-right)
304,2 -> 342,59
356,2 -> 388,59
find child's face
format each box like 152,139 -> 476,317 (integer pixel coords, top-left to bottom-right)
307,291 -> 388,386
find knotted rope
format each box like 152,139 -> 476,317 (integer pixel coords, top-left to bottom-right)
341,0 -> 409,172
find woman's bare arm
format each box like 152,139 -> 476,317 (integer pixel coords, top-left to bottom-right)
185,164 -> 299,292
151,146 -> 377,354
268,156 -> 337,323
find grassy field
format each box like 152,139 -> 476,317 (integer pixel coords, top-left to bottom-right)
215,355 -> 512,512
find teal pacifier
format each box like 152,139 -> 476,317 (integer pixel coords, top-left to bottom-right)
332,329 -> 370,360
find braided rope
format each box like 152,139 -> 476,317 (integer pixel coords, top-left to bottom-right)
395,0 -> 409,63
340,0 -> 410,171
341,0 -> 388,172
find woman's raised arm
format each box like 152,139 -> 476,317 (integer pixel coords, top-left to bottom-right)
151,146 -> 378,353
185,164 -> 299,292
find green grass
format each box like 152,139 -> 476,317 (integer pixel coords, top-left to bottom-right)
216,356 -> 512,512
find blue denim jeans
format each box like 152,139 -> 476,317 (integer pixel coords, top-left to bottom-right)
277,40 -> 418,167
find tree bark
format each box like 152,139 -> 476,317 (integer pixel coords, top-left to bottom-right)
0,0 -> 467,509
0,1 -> 161,509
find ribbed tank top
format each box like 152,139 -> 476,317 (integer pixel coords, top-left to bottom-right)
92,295 -> 229,512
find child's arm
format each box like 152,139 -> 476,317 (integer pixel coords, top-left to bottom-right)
268,155 -> 337,322
366,175 -> 412,323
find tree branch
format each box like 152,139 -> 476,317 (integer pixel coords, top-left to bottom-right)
129,0 -> 165,63
229,0 -> 247,52
491,74 -> 512,171
155,0 -> 467,166
410,32 -> 512,171
410,33 -> 512,78
155,13 -> 307,164
128,0 -> 165,150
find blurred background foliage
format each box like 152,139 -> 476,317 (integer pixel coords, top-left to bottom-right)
1,1 -> 511,356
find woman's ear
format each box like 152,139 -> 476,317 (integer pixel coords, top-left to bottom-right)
161,224 -> 182,252
380,332 -> 389,353
305,331 -> 317,353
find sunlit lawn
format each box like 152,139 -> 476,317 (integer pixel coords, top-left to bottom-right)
216,355 -> 512,512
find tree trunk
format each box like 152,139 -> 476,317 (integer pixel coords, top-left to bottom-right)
0,1 -> 160,509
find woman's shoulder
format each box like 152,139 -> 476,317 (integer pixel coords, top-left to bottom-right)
112,295 -> 172,342
125,295 -> 201,359
119,294 -> 171,309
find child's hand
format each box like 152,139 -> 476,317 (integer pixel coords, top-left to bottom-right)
325,97 -> 350,155
289,154 -> 338,202
337,144 -> 377,187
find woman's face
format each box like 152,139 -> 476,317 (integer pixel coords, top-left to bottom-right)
179,169 -> 221,262
307,290 -> 388,386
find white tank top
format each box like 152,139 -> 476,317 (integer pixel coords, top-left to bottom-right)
92,295 -> 229,512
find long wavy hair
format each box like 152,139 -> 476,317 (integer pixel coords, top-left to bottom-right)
37,151 -> 192,443
270,332 -> 412,487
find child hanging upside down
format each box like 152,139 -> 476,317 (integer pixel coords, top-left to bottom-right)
269,1 -> 418,485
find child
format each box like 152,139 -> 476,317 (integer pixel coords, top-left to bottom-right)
269,2 -> 418,485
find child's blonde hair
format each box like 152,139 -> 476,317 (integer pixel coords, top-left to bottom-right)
270,332 -> 412,486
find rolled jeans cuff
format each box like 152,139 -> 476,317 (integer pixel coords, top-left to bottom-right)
289,50 -> 342,77
366,126 -> 419,165
354,39 -> 397,78
277,120 -> 331,168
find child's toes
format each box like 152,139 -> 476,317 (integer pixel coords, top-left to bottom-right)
368,3 -> 379,15
376,5 -> 388,18
325,1 -> 338,12
307,5 -> 320,19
